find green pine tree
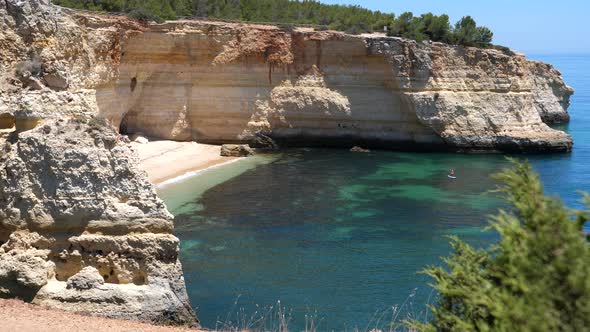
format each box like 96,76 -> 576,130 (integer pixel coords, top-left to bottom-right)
411,160 -> 590,331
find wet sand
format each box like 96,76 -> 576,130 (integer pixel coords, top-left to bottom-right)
132,140 -> 240,185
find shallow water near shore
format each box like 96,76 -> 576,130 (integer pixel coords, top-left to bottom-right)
159,55 -> 590,331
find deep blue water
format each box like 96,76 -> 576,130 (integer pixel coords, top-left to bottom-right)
159,55 -> 590,331
527,55 -> 590,210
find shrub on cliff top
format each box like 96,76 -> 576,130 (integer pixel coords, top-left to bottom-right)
451,16 -> 494,47
410,160 -> 590,331
387,13 -> 493,48
127,8 -> 164,23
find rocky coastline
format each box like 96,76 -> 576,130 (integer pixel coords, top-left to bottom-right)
0,0 -> 574,326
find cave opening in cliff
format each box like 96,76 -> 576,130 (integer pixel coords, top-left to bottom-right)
119,113 -> 129,135
130,77 -> 137,92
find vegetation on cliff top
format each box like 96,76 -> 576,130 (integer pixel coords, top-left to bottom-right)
52,0 -> 495,47
411,160 -> 590,331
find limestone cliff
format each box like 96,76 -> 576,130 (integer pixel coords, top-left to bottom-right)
1,1 -> 573,152
0,0 -> 575,326
0,0 -> 196,325
106,21 -> 573,152
0,118 -> 197,325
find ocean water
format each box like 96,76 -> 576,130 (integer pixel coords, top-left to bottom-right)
158,55 -> 590,331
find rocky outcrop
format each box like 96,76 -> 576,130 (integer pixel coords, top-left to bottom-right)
350,146 -> 370,153
0,118 -> 197,325
220,144 -> 254,157
529,61 -> 573,123
365,39 -> 574,152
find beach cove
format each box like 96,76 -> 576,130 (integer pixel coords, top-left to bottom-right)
148,54 -> 590,331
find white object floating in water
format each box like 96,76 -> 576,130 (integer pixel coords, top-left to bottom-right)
448,175 -> 457,179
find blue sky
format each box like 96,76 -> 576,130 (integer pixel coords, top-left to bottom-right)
321,0 -> 589,55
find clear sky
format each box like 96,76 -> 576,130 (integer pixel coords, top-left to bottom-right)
320,0 -> 589,55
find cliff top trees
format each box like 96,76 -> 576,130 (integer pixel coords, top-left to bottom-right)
51,0 -> 496,48
390,12 -> 426,42
452,15 -> 494,47
422,13 -> 451,43
411,160 -> 590,331
386,13 -> 493,47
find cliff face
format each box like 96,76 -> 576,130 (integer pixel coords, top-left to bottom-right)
0,0 -> 575,325
102,21 -> 573,152
1,2 -> 573,152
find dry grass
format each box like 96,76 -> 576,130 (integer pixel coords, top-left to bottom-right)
212,290 -> 432,332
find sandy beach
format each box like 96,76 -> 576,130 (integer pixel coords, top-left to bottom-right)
132,140 -> 240,185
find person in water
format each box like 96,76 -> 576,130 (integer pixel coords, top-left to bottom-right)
449,169 -> 455,177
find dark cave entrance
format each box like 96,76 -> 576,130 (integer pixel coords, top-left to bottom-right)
119,113 -> 129,135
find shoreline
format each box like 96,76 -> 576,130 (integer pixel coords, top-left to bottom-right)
157,157 -> 244,188
132,140 -> 242,186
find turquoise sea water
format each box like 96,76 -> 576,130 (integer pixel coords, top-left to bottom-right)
159,55 -> 590,331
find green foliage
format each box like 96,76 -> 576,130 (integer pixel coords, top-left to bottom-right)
475,27 -> 493,45
87,116 -> 111,131
387,13 -> 493,47
52,0 -> 494,47
390,12 -> 426,42
422,13 -> 451,43
127,8 -> 164,23
453,16 -> 494,47
411,160 -> 590,331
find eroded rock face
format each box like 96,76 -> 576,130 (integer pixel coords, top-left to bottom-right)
0,119 -> 197,326
529,61 -> 574,123
0,1 -> 197,325
366,39 -> 573,152
99,22 -> 573,152
66,266 -> 104,290
0,119 -> 173,231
